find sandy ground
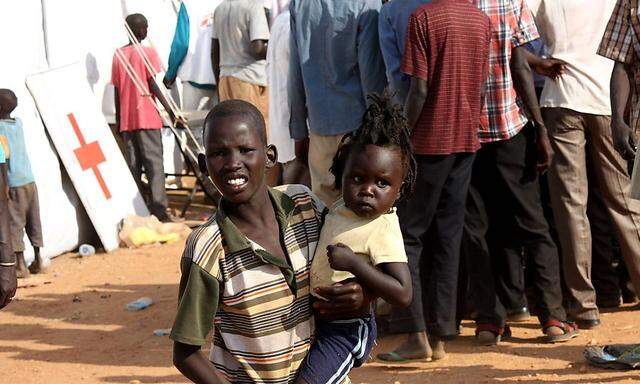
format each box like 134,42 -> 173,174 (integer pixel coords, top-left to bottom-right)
1,240 -> 639,384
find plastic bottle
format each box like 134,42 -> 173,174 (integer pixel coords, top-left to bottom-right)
126,297 -> 154,311
78,244 -> 95,257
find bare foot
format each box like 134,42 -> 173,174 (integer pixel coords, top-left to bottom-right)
377,332 -> 431,362
16,256 -> 30,279
428,335 -> 446,360
28,255 -> 48,274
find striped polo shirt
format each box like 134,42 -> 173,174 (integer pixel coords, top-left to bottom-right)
171,184 -> 326,383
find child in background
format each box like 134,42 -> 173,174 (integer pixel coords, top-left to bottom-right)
0,134 -> 17,308
0,89 -> 46,278
297,94 -> 415,384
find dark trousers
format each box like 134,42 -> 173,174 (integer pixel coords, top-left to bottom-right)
390,153 -> 475,338
122,129 -> 168,219
462,128 -> 566,327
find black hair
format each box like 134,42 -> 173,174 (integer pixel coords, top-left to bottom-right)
203,99 -> 267,145
125,13 -> 147,28
0,89 -> 17,114
330,92 -> 417,201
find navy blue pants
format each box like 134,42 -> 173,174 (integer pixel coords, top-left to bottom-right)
298,316 -> 376,384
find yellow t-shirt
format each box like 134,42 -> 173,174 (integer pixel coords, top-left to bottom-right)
310,198 -> 407,294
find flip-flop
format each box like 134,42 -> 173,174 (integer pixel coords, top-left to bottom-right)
543,320 -> 580,343
376,351 -> 431,364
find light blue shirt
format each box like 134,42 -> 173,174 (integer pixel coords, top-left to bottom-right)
288,0 -> 387,139
0,141 -> 5,164
378,0 -> 431,104
0,118 -> 35,187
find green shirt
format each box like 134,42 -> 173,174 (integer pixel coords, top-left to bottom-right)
171,185 -> 326,383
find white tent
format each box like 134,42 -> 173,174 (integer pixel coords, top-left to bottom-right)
0,0 -> 180,262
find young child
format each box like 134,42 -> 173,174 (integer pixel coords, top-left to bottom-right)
0,89 -> 45,278
170,100 -> 367,384
297,94 -> 415,384
0,134 -> 17,308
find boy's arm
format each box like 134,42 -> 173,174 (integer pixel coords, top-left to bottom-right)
113,87 -> 120,131
405,77 -> 427,133
510,46 -> 553,174
250,40 -> 268,61
173,342 -> 230,384
148,78 -> 185,128
211,39 -> 220,85
611,61 -> 637,159
325,244 -> 412,308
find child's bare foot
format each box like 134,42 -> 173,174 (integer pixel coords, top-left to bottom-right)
28,255 -> 48,274
16,253 -> 30,279
376,332 -> 432,362
428,335 -> 447,360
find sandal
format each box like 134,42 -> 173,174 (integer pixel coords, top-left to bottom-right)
543,320 -> 579,343
376,351 -> 431,363
475,324 -> 511,346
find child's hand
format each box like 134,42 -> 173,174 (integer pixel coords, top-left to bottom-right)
327,243 -> 359,272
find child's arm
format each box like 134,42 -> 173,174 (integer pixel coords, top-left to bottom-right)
148,78 -> 186,128
326,244 -> 412,308
173,342 -> 230,384
113,87 -> 120,131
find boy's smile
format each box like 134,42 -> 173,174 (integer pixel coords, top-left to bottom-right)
203,114 -> 273,204
342,144 -> 404,219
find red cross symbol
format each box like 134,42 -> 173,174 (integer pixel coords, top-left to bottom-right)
67,113 -> 112,200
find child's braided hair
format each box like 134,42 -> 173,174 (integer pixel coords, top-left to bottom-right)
330,92 -> 417,201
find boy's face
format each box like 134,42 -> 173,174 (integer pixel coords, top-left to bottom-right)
342,144 -> 404,219
202,115 -> 274,205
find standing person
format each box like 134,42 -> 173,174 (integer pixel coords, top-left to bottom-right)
463,0 -> 578,346
529,0 -> 640,329
112,14 -> 183,222
0,134 -> 16,308
376,0 -> 491,362
0,89 -> 46,279
597,0 -> 640,311
289,0 -> 387,206
378,0 -> 432,104
211,0 -> 270,127
266,9 -> 295,164
163,0 -> 222,111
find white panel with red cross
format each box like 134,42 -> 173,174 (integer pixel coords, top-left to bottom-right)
26,63 -> 149,252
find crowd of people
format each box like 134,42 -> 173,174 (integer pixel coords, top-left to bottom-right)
2,0 -> 640,383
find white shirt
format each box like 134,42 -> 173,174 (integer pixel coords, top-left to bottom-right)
266,11 -> 295,162
212,0 -> 270,86
528,0 -> 617,116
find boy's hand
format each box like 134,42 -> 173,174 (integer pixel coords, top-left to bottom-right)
327,243 -> 359,272
313,281 -> 370,320
175,115 -> 188,130
163,76 -> 176,89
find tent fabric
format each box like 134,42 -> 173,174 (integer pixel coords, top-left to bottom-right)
1,0 -> 182,259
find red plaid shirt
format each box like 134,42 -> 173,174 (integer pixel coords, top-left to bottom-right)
473,0 -> 539,143
402,0 -> 491,155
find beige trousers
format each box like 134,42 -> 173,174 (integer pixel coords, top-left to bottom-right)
218,76 -> 269,132
308,131 -> 344,207
544,107 -> 640,320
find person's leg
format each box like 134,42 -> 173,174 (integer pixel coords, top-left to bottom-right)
496,126 -> 569,333
137,129 -> 169,220
589,177 -> 623,308
121,131 -> 144,193
307,131 -> 343,207
23,183 -> 45,274
425,153 -> 475,357
585,113 -> 640,304
544,108 -> 598,324
8,185 -> 29,278
462,144 -> 507,344
379,155 -> 453,361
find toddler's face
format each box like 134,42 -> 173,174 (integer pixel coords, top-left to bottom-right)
342,144 -> 404,219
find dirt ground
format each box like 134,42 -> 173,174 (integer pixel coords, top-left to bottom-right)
1,237 -> 639,383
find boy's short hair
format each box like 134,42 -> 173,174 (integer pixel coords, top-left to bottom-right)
203,99 -> 267,145
0,89 -> 17,114
125,13 -> 148,28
